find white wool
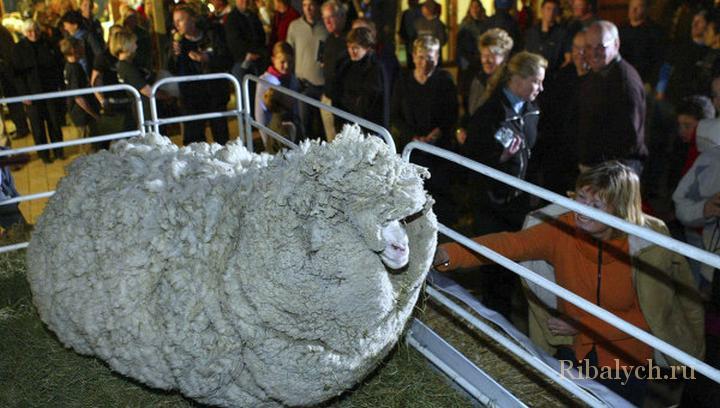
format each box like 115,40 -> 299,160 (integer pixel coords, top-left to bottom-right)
26,125 -> 438,407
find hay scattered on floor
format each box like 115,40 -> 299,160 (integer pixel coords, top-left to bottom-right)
417,291 -> 585,407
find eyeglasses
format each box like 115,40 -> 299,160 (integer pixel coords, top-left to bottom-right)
584,41 -> 614,54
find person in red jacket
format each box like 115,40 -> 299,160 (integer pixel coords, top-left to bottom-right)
269,0 -> 300,47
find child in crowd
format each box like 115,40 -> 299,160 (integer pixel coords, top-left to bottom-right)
254,41 -> 300,153
60,37 -> 102,149
675,96 -> 715,177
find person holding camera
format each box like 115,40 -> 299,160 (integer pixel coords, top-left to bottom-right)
463,51 -> 547,234
460,51 -> 547,321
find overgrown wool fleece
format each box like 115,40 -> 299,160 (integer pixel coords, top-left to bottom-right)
26,126 -> 438,407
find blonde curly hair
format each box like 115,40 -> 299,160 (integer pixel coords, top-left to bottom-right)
478,28 -> 513,58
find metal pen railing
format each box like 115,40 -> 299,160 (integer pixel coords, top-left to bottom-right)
241,75 -> 396,153
402,141 -> 720,385
3,77 -> 719,405
0,85 -> 146,254
0,84 -> 145,158
148,73 -> 245,145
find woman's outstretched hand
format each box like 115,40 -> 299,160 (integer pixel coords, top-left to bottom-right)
432,246 -> 450,271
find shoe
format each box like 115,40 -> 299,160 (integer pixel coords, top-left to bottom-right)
40,155 -> 54,164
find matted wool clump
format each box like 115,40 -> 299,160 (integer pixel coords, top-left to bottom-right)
26,125 -> 438,407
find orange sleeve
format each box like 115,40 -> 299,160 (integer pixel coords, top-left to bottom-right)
439,220 -> 562,271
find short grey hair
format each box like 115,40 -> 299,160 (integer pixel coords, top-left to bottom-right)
321,0 -> 346,17
413,35 -> 440,54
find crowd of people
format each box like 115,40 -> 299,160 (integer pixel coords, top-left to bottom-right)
1,0 -> 720,404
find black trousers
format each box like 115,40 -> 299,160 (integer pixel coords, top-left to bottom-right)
25,99 -> 64,159
180,92 -> 230,146
297,81 -> 323,141
7,102 -> 30,136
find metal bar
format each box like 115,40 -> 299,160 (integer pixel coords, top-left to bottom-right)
438,221 -> 720,384
248,118 -> 299,150
421,288 -> 609,407
242,75 -> 396,153
407,318 -> 528,407
0,84 -> 142,105
151,111 -> 239,127
148,73 -> 243,143
0,85 -> 145,137
241,74 -> 254,151
0,242 -> 29,254
0,191 -> 54,206
0,131 -> 141,157
402,142 -> 720,270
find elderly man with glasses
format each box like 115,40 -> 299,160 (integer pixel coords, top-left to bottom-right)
577,20 -> 648,176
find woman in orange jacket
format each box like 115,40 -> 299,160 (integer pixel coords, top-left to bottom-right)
434,161 -> 704,405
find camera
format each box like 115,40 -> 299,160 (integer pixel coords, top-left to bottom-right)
494,127 -> 515,149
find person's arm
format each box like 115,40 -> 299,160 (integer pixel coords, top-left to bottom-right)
90,68 -> 106,107
74,96 -> 100,120
436,71 -> 459,142
672,165 -> 712,228
206,27 -> 233,73
359,59 -> 386,127
117,61 -> 152,98
390,73 -> 415,141
254,75 -> 271,124
87,32 -> 104,57
67,63 -> 100,119
437,219 -> 559,271
11,43 -> 31,102
619,71 -> 647,157
462,100 -> 504,166
139,84 -> 153,98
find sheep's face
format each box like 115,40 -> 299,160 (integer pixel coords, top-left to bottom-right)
289,124 -> 432,271
379,220 -> 409,270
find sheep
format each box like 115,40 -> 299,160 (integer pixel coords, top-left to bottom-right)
26,125 -> 438,407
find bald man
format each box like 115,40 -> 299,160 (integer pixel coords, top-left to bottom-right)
577,20 -> 647,174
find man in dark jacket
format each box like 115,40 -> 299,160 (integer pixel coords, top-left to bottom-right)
168,5 -> 233,145
12,20 -> 65,163
524,0 -> 566,79
618,0 -> 666,86
319,0 -> 348,141
225,0 -> 266,117
226,0 -> 266,82
578,20 -> 647,174
485,0 -> 521,50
